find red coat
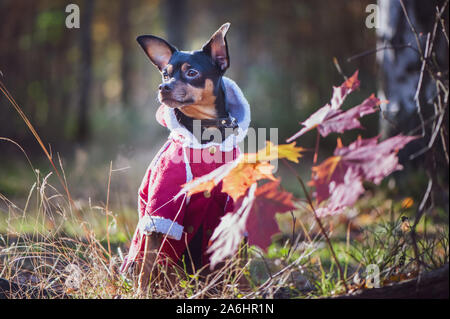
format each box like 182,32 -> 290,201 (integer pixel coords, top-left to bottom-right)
121,77 -> 251,272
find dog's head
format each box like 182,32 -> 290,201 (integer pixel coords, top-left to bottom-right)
137,23 -> 230,113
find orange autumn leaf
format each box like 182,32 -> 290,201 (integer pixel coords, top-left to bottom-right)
310,155 -> 342,184
343,70 -> 359,89
180,141 -> 305,201
185,179 -> 216,197
401,197 -> 414,209
222,161 -> 277,201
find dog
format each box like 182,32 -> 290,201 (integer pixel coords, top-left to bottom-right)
120,23 -> 251,293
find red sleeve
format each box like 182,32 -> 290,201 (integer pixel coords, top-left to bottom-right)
138,142 -> 187,240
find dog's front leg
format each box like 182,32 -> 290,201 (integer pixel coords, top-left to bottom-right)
138,233 -> 162,294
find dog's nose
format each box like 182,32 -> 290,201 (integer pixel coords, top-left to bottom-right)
159,83 -> 172,92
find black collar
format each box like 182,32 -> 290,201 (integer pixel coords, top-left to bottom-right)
174,108 -> 238,130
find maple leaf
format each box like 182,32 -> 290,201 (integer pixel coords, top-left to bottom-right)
207,181 -> 296,268
286,72 -> 387,143
246,141 -> 305,163
178,142 -> 304,201
310,135 -> 419,217
222,161 -> 277,201
316,94 -> 381,137
207,183 -> 257,269
286,71 -> 361,142
246,180 -> 296,248
179,159 -> 241,197
331,71 -> 361,109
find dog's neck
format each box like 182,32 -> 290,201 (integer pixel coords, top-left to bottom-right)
175,79 -> 235,144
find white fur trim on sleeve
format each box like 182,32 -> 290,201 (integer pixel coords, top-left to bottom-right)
138,215 -> 183,240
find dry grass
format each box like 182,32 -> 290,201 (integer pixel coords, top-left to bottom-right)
0,166 -> 320,299
0,161 -> 448,299
0,78 -> 448,299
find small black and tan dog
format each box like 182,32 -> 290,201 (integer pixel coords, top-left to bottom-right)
126,23 -> 251,293
137,22 -> 237,144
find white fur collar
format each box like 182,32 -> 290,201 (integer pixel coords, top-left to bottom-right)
162,77 -> 251,151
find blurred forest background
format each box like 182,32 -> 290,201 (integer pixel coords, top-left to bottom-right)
0,0 -> 448,216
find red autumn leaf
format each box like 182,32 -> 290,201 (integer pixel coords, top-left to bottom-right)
207,183 -> 256,268
310,135 -> 419,217
207,181 -> 296,268
246,180 -> 296,248
316,94 -> 381,137
331,70 -> 361,109
287,71 -> 362,142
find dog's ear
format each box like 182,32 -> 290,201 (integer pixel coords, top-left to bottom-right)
202,23 -> 230,72
137,35 -> 178,71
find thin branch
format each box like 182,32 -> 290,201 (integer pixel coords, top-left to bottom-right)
414,33 -> 431,137
105,161 -> 113,260
347,44 -> 419,62
398,0 -> 425,59
409,101 -> 447,160
437,0 -> 450,46
295,172 -> 348,293
332,57 -> 347,81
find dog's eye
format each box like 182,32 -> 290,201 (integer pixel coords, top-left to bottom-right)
186,69 -> 199,78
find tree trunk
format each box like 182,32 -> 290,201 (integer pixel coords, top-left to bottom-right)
376,0 -> 448,139
163,0 -> 187,48
77,0 -> 95,143
119,0 -> 132,107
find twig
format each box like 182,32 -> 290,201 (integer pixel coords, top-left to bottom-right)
409,101 -> 447,160
332,57 -> 347,81
243,247 -> 317,299
313,131 -> 320,165
406,109 -> 446,136
295,173 -> 348,293
347,44 -> 419,62
286,211 -> 296,258
0,81 -> 72,206
414,33 -> 431,137
414,178 -> 433,229
105,161 -> 113,260
0,80 -> 104,254
398,0 -> 425,58
438,5 -> 450,46
411,178 -> 433,278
